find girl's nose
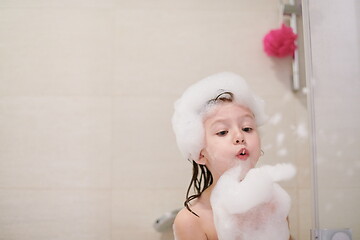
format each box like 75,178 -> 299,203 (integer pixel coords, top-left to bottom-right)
234,139 -> 245,144
233,132 -> 245,145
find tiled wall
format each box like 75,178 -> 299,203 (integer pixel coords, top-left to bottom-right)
0,1 -> 312,239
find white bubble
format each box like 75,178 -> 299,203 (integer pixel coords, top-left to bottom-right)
276,132 -> 285,146
302,87 -> 309,94
269,113 -> 282,125
278,148 -> 288,156
295,123 -> 308,138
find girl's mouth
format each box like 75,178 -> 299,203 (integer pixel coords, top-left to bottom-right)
237,148 -> 249,160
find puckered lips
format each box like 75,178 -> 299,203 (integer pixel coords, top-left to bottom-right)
236,148 -> 249,160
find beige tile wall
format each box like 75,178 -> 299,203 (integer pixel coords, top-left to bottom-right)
0,0 -> 312,239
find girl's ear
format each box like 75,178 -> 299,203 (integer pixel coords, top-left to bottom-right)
197,150 -> 207,165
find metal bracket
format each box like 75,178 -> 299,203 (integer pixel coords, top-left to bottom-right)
283,4 -> 302,16
282,2 -> 302,91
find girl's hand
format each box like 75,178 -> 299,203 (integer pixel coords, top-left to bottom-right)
210,163 -> 296,240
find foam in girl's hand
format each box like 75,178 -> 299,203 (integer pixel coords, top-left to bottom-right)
210,163 -> 296,240
260,163 -> 296,182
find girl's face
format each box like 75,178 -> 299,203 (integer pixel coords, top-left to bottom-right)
200,103 -> 261,181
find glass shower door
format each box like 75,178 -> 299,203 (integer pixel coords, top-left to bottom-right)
302,0 -> 360,239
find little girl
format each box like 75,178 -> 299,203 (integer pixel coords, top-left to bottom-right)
171,72 -> 295,240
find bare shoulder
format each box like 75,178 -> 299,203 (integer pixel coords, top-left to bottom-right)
173,207 -> 207,240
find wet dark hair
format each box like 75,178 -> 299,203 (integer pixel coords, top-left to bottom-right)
207,91 -> 234,105
184,91 -> 235,217
184,161 -> 213,217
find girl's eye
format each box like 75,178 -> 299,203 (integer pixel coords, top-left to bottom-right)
242,127 -> 253,132
216,130 -> 228,136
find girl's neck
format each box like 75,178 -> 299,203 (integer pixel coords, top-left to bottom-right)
198,184 -> 216,209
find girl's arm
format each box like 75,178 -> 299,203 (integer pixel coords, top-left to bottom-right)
173,208 -> 208,240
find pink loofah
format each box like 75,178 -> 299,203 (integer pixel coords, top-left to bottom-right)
263,24 -> 297,58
